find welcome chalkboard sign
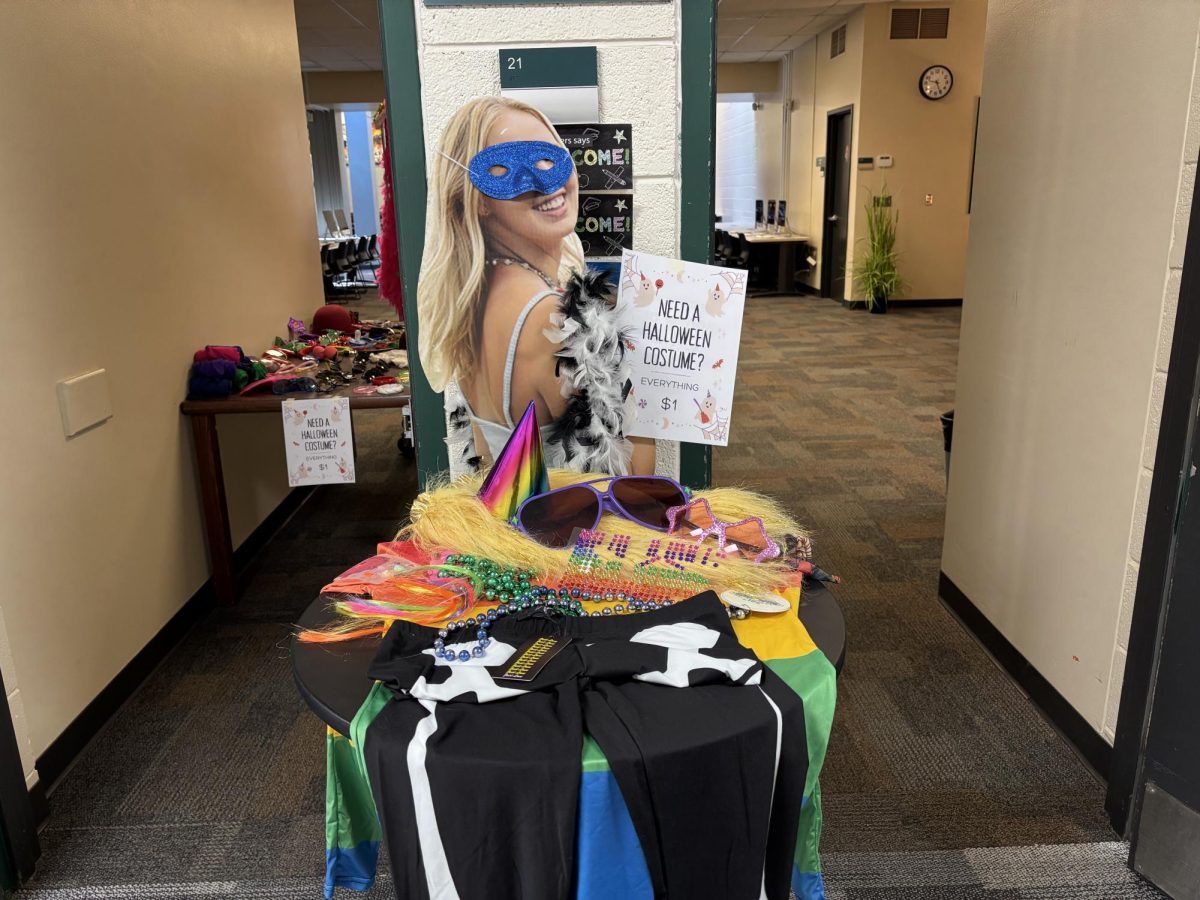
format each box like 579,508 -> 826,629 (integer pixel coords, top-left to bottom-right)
576,192 -> 633,259
557,124 -> 633,191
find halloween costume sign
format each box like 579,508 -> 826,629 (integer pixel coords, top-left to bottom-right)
617,250 -> 746,446
282,397 -> 355,485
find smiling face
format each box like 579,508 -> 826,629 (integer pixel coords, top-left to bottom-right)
479,109 -> 579,251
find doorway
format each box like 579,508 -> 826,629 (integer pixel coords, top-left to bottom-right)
1127,439 -> 1200,894
820,106 -> 852,301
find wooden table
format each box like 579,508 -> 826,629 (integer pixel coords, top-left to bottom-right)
180,384 -> 410,605
729,230 -> 811,295
320,237 -> 362,250
734,230 -> 811,244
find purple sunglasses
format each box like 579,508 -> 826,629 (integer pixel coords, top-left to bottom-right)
513,476 -> 691,548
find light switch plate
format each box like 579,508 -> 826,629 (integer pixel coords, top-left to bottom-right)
57,369 -> 112,437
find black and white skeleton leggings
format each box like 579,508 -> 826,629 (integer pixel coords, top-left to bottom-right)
365,591 -> 808,900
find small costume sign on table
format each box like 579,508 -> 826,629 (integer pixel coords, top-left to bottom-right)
617,250 -> 746,446
282,397 -> 355,486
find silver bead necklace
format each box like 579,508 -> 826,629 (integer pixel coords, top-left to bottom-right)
486,255 -> 560,290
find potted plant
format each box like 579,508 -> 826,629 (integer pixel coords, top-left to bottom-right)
852,186 -> 904,314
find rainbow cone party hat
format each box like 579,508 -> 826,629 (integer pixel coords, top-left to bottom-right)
477,401 -> 550,520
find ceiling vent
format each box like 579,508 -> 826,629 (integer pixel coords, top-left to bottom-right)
919,8 -> 950,38
891,8 -> 950,39
890,9 -> 920,39
830,24 -> 847,58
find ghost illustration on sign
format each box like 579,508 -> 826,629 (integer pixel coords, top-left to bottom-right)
694,391 -> 716,426
631,271 -> 657,308
706,282 -> 728,317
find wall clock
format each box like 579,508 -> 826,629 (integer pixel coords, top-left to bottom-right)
919,65 -> 953,100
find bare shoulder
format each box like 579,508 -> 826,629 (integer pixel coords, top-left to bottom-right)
489,267 -> 543,304
517,290 -> 565,355
477,267 -> 537,327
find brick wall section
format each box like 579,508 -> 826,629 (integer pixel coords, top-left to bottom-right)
415,1 -> 683,477
1102,30 -> 1200,741
715,101 -> 759,227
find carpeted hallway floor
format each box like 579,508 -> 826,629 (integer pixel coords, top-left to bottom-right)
715,297 -> 1158,898
20,296 -> 1161,898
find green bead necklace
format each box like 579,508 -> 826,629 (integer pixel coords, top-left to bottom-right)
438,554 -> 538,605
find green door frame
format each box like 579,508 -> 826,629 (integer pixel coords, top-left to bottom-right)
677,0 -> 717,489
379,0 -> 716,490
379,0 -> 448,490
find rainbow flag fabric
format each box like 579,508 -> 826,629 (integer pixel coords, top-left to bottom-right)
322,585 -> 836,899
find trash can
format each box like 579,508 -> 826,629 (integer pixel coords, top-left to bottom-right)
940,410 -> 954,484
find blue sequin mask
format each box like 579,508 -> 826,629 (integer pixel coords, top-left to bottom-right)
467,140 -> 573,200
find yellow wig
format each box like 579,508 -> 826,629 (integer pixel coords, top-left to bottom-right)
399,470 -> 808,597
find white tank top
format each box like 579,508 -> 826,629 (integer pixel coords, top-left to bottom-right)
461,290 -> 567,467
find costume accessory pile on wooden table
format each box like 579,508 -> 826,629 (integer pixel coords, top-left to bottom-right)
186,306 -> 407,400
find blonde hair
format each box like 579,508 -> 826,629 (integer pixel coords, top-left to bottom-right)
417,97 -> 586,391
399,470 -> 809,598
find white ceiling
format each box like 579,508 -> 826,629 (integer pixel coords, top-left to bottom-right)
717,0 -> 889,63
294,0 -> 382,72
293,0 -> 889,70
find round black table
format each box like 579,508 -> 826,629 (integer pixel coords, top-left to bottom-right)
293,581 -> 845,735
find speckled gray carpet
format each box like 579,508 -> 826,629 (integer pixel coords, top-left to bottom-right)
20,296 -> 1161,898
713,300 -> 1123,857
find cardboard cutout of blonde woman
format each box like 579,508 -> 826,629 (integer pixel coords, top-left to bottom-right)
417,96 -> 654,476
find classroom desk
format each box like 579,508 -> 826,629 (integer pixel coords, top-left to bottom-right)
729,230 -> 811,295
320,236 -> 362,250
738,230 -> 812,244
179,384 -> 410,606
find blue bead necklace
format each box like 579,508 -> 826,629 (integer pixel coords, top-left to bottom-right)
432,585 -> 676,662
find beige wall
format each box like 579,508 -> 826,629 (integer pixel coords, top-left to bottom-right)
788,2 -> 985,298
1101,37 -> 1200,743
0,0 -> 322,777
855,1 -> 987,301
790,9 -> 865,291
717,61 -> 782,96
787,39 -> 818,243
942,0 -> 1200,739
302,70 -> 386,107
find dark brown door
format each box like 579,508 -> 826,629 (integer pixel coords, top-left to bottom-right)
821,107 -> 853,300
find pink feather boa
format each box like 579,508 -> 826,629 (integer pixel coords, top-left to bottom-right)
377,110 -> 404,317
